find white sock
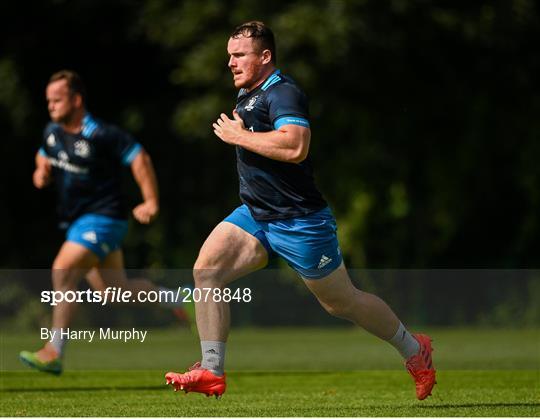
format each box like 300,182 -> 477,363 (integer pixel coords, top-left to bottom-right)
201,341 -> 226,376
50,327 -> 66,357
388,322 -> 420,360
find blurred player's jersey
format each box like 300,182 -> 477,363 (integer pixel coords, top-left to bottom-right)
39,113 -> 141,227
235,70 -> 327,221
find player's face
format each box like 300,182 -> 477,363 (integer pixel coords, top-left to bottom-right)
46,79 -> 79,123
227,36 -> 268,91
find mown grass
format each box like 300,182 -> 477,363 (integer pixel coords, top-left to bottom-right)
1,327 -> 539,416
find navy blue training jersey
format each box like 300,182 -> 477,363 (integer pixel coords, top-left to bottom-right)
39,114 -> 142,227
235,69 -> 327,220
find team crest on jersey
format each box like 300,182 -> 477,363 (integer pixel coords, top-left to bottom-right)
74,140 -> 90,158
244,95 -> 259,111
58,150 -> 69,161
46,133 -> 56,147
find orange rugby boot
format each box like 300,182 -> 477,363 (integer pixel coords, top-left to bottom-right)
165,362 -> 226,398
405,334 -> 436,400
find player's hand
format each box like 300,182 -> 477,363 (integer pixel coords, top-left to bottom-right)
33,168 -> 51,189
213,110 -> 246,145
132,199 -> 159,224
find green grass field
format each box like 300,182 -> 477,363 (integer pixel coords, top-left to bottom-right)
1,327 -> 539,416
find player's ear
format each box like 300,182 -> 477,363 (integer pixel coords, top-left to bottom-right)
261,49 -> 272,65
72,93 -> 83,108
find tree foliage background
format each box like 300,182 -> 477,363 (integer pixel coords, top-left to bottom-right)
1,0 -> 538,326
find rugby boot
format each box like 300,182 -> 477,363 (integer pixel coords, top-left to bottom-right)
405,334 -> 436,400
166,362 -> 226,398
19,343 -> 62,375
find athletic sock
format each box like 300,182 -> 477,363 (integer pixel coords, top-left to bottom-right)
388,322 -> 420,360
200,341 -> 226,376
49,327 -> 66,357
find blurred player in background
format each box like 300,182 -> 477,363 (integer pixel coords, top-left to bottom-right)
165,22 -> 435,400
20,70 -> 192,375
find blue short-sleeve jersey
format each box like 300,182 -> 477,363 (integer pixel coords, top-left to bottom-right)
235,70 -> 327,220
39,113 -> 142,226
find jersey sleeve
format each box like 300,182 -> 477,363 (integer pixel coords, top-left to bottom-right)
39,123 -> 57,157
267,83 -> 310,130
107,125 -> 143,166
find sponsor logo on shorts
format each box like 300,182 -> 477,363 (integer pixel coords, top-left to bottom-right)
317,254 -> 332,269
82,231 -> 98,244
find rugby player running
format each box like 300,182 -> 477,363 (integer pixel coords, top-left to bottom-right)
20,70 -> 191,375
165,22 -> 435,400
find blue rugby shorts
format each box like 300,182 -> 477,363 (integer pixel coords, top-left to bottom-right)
224,204 -> 342,279
66,214 -> 128,261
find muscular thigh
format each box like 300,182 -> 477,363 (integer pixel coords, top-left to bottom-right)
51,241 -> 101,287
86,249 -> 127,291
53,241 -> 100,270
195,222 -> 268,283
302,262 -> 355,304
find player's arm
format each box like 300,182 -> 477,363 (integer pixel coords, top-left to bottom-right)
33,151 -> 52,189
213,110 -> 310,164
130,149 -> 160,224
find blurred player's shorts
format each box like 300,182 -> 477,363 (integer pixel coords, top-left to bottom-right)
66,213 -> 128,260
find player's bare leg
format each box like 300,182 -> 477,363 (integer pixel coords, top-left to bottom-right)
19,242 -> 97,374
193,222 -> 267,341
51,242 -> 99,329
87,249 -> 194,325
303,263 -> 436,399
303,263 -> 400,339
86,249 -> 158,293
165,222 -> 267,396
